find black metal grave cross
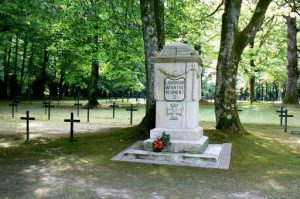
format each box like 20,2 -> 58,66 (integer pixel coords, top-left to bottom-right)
83,104 -> 93,122
12,99 -> 20,112
42,101 -> 49,115
64,112 -> 80,143
44,101 -> 54,120
74,101 -> 82,117
126,104 -> 138,125
276,107 -> 286,126
9,102 -> 17,118
110,102 -> 118,118
279,109 -> 293,132
21,111 -> 35,141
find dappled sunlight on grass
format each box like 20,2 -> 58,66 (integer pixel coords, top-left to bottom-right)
0,101 -> 300,197
34,187 -> 51,198
0,142 -> 15,148
148,167 -> 173,179
267,179 -> 285,191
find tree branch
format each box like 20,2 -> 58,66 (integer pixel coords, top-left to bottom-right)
206,0 -> 224,18
285,0 -> 300,16
236,0 -> 272,52
198,0 -> 224,22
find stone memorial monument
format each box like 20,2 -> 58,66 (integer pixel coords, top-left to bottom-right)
112,42 -> 232,169
143,42 -> 208,154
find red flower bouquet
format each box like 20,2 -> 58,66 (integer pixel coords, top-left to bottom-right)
152,138 -> 165,152
152,132 -> 170,152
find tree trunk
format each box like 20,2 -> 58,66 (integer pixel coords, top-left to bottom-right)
215,0 -> 272,134
13,34 -> 19,75
2,45 -> 8,97
283,15 -> 299,104
25,43 -> 35,87
89,59 -> 99,106
139,0 -> 164,130
20,39 -> 28,94
266,81 -> 269,101
249,40 -> 256,104
40,46 -> 49,98
59,69 -> 65,99
154,0 -> 165,50
261,84 -> 264,101
88,0 -> 99,106
4,37 -> 13,98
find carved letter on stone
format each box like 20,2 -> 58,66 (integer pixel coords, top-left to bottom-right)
167,103 -> 182,120
164,77 -> 185,101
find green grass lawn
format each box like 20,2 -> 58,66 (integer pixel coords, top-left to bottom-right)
0,100 -> 299,198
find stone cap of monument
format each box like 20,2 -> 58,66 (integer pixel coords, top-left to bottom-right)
152,42 -> 202,65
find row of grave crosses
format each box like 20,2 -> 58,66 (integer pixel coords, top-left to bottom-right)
15,99 -> 139,142
11,99 -> 138,123
275,107 -> 299,134
21,111 -> 79,143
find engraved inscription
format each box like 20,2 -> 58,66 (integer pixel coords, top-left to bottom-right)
167,103 -> 182,120
164,77 -> 185,101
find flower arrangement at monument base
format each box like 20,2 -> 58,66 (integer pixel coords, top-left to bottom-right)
152,132 -> 170,152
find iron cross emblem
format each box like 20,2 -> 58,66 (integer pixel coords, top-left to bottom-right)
167,103 -> 182,120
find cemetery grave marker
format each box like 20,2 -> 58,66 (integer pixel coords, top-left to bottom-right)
276,107 -> 286,126
110,102 -> 118,118
74,101 -> 82,117
83,104 -> 93,122
279,109 -> 293,132
44,101 -> 54,120
9,101 -> 18,118
42,101 -> 49,114
126,104 -> 137,125
64,112 -> 80,143
20,111 -> 35,141
12,99 -> 20,112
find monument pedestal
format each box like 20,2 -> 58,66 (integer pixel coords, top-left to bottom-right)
112,141 -> 232,169
144,127 -> 208,153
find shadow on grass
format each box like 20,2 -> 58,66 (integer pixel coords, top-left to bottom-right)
0,124 -> 299,198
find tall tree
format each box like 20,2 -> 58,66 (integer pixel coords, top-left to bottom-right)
215,0 -> 272,134
139,0 -> 165,130
249,39 -> 256,104
283,4 -> 299,104
88,0 -> 100,106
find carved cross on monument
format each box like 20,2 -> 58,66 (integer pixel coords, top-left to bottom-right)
167,103 -> 182,120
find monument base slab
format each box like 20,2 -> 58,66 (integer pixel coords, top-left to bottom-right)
112,141 -> 232,169
144,136 -> 208,154
150,127 -> 204,141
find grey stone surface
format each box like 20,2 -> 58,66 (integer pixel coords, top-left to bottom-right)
291,131 -> 300,135
112,141 -> 232,169
143,136 -> 208,154
149,42 -> 208,154
150,127 -> 204,141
